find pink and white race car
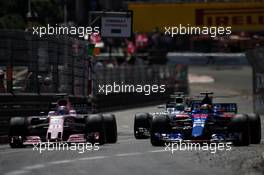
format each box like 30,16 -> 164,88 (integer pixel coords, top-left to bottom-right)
8,98 -> 117,148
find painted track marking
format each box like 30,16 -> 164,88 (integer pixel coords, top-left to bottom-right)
5,170 -> 28,175
48,160 -> 75,165
148,149 -> 167,153
79,156 -> 108,161
3,149 -> 168,175
24,164 -> 46,170
115,152 -> 142,157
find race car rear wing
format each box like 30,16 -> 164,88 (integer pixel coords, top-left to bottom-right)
213,103 -> 237,113
191,102 -> 237,113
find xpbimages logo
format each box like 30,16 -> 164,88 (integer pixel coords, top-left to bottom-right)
32,24 -> 100,38
164,24 -> 232,38
32,141 -> 100,154
98,82 -> 166,95
164,141 -> 232,154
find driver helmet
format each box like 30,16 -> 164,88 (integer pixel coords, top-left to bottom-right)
57,106 -> 69,115
200,104 -> 211,110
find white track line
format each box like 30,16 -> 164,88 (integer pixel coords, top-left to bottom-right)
4,149 -> 168,175
48,159 -> 75,165
24,164 -> 46,170
78,156 -> 108,161
147,149 -> 167,153
5,170 -> 28,175
115,152 -> 142,157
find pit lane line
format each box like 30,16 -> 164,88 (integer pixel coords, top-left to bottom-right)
4,149 -> 167,175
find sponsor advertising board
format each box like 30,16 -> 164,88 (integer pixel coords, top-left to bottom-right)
128,2 -> 264,32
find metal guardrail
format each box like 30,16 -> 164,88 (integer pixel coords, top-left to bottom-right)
92,64 -> 189,111
167,52 -> 248,65
246,47 -> 264,115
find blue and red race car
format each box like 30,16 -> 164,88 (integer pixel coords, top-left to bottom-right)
134,92 -> 261,146
150,92 -> 261,146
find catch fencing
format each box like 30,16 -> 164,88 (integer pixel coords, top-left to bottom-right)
0,30 -> 90,95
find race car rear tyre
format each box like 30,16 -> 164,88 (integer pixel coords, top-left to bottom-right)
85,114 -> 106,145
9,117 -> 27,148
150,115 -> 170,146
229,114 -> 250,146
102,114 -> 117,143
248,113 -> 261,144
134,113 -> 151,139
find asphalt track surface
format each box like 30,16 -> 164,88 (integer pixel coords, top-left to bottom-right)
0,65 -> 263,175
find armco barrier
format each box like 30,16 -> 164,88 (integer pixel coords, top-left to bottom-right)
95,64 -> 189,111
92,64 -> 189,111
246,47 -> 264,115
167,52 -> 248,65
94,90 -> 173,112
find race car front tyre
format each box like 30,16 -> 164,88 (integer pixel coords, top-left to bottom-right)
229,114 -> 250,146
134,113 -> 151,139
9,117 -> 28,148
248,113 -> 261,144
150,115 -> 170,146
85,114 -> 106,145
102,114 -> 117,143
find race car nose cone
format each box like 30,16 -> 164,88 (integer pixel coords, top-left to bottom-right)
51,132 -> 59,139
192,126 -> 204,137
